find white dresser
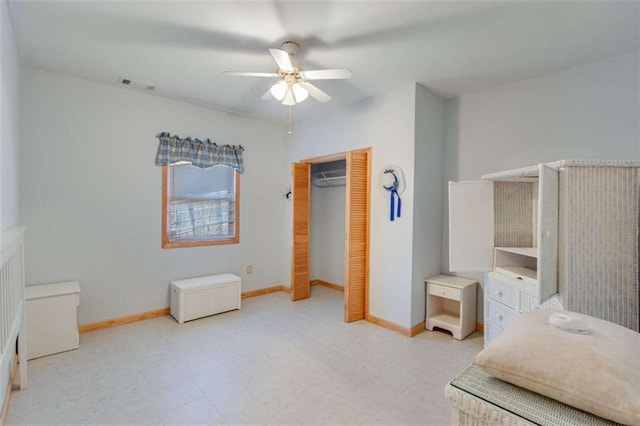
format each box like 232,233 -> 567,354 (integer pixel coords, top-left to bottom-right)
484,271 -> 539,343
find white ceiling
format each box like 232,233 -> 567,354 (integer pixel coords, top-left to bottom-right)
8,1 -> 639,124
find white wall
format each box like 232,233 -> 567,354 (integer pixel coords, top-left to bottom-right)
20,66 -> 288,324
443,51 -> 640,322
1,0 -> 20,231
0,0 -> 20,412
287,85 -> 418,328
445,50 -> 639,182
411,84 -> 446,326
310,184 -> 345,286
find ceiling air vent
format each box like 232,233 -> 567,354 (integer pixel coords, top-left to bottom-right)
118,77 -> 155,92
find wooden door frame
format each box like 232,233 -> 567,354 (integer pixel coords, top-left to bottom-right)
293,147 -> 371,320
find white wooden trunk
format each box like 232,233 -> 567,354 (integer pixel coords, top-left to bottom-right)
170,273 -> 241,323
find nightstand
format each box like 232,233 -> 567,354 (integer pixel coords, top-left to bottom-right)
425,274 -> 477,340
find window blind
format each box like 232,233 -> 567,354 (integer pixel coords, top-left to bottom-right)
168,164 -> 236,241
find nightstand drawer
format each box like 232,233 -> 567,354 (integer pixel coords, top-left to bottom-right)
429,283 -> 461,301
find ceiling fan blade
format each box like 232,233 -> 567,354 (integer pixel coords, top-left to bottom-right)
269,48 -> 294,73
223,71 -> 279,77
302,69 -> 352,80
260,89 -> 274,100
299,81 -> 331,103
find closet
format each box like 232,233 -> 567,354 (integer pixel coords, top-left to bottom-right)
449,160 -> 639,345
291,148 -> 370,322
310,160 -> 346,292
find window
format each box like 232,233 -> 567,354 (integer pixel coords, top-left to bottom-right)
162,163 -> 239,248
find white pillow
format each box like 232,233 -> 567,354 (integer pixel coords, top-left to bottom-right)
473,309 -> 640,425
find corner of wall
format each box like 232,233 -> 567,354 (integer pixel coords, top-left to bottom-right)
410,85 -> 447,327
0,0 -> 21,232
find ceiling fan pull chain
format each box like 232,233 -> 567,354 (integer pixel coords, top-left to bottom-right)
288,106 -> 292,135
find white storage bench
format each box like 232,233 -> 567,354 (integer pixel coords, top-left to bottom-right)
170,273 -> 241,323
26,281 -> 81,360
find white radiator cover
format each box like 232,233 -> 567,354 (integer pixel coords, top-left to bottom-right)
170,273 -> 241,323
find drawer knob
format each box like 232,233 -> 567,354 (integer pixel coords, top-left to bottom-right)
498,314 -> 503,321
498,291 -> 503,297
441,291 -> 446,296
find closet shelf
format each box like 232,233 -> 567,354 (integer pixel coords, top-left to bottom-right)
311,169 -> 346,188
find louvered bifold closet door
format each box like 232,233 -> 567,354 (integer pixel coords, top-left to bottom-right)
291,162 -> 311,301
344,150 -> 370,322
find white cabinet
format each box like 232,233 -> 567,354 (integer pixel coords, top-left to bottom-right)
425,274 -> 477,340
449,164 -> 558,295
449,159 -> 640,344
450,164 -> 558,346
26,281 -> 81,360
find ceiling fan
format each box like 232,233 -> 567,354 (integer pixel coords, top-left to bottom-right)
223,41 -> 352,106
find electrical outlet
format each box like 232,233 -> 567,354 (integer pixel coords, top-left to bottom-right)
246,265 -> 253,275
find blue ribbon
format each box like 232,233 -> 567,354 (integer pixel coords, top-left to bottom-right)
383,169 -> 402,221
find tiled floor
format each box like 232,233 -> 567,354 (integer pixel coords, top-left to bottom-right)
6,286 -> 483,425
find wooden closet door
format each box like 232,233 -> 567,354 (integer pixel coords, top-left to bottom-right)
291,162 -> 311,301
344,150 -> 370,322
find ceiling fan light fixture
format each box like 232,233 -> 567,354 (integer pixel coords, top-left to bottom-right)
282,87 -> 296,106
223,41 -> 350,109
270,81 -> 288,101
292,83 -> 309,103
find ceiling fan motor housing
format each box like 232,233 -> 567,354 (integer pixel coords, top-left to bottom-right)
281,41 -> 299,56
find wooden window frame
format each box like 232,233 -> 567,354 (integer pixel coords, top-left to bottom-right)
161,165 -> 240,249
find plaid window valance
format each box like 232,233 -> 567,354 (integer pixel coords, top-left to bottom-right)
155,132 -> 245,172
